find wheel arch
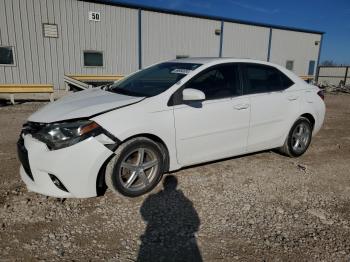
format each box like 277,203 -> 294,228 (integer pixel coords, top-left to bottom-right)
300,113 -> 315,130
279,113 -> 314,157
281,112 -> 316,149
96,133 -> 171,196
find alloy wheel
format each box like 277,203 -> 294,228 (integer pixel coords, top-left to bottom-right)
119,148 -> 159,191
291,122 -> 311,154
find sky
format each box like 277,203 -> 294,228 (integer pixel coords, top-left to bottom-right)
110,0 -> 350,65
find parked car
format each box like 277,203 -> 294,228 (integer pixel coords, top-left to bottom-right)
18,58 -> 325,198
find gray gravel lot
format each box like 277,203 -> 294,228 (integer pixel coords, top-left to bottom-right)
0,94 -> 350,261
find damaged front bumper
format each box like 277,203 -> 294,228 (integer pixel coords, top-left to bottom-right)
18,134 -> 114,198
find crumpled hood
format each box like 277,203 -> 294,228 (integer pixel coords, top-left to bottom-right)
28,88 -> 144,123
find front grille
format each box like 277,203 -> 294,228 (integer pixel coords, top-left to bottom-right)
17,135 -> 34,181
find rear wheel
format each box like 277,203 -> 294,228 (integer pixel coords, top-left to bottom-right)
280,117 -> 312,157
105,137 -> 165,197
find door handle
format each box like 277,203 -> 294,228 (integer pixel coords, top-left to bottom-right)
234,104 -> 250,110
287,95 -> 298,101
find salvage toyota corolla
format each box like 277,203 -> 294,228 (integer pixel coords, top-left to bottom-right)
17,58 -> 325,198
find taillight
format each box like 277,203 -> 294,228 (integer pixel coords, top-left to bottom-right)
317,90 -> 325,100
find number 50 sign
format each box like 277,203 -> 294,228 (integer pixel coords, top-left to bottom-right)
89,11 -> 101,22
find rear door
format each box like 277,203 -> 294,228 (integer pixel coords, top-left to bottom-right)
172,63 -> 250,166
241,63 -> 296,152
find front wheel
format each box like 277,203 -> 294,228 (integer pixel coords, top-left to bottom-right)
105,137 -> 165,197
279,117 -> 312,157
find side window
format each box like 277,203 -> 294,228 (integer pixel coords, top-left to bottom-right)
184,64 -> 240,100
280,71 -> 294,89
243,64 -> 294,94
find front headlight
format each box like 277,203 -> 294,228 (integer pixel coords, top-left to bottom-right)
32,120 -> 102,150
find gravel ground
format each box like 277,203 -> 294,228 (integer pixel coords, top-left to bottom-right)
0,94 -> 350,261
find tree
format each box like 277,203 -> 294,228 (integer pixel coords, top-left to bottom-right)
321,60 -> 337,66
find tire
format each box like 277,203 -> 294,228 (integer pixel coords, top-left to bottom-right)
105,137 -> 165,197
279,117 -> 312,157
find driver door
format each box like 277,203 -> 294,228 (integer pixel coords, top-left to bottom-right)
172,63 -> 250,166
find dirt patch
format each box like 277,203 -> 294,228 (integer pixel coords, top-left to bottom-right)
0,94 -> 350,261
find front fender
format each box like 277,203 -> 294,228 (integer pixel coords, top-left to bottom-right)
92,104 -> 180,171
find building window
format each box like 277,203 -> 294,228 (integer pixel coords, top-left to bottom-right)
286,60 -> 294,71
176,55 -> 189,59
308,60 -> 316,75
83,51 -> 103,67
0,46 -> 15,65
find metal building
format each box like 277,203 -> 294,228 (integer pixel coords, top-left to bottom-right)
0,0 -> 324,90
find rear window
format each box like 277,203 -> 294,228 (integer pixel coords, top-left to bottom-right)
243,64 -> 294,94
109,62 -> 201,97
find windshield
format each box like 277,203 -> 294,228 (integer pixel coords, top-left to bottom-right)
108,62 -> 202,97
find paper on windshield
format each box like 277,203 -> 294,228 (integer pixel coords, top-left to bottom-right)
171,69 -> 193,75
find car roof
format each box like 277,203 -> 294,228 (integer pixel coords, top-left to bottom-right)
169,57 -> 274,66
166,57 -> 306,85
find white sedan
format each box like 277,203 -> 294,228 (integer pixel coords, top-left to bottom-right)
18,58 -> 325,198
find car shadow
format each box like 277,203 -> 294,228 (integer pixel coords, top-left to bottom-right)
137,175 -> 202,262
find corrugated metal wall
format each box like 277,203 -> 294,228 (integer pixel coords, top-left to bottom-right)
0,0 -> 322,90
317,67 -> 349,85
0,0 -> 138,89
319,67 -> 347,76
270,29 -> 321,76
222,23 -> 269,60
141,11 -> 221,67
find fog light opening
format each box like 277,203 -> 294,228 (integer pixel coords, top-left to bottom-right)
49,174 -> 69,192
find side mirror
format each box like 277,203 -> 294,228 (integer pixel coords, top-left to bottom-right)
182,88 -> 205,102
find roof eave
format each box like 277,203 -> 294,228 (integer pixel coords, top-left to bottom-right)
80,0 -> 325,35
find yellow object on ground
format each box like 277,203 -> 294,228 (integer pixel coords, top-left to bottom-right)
300,75 -> 314,81
66,75 -> 124,81
0,84 -> 54,104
